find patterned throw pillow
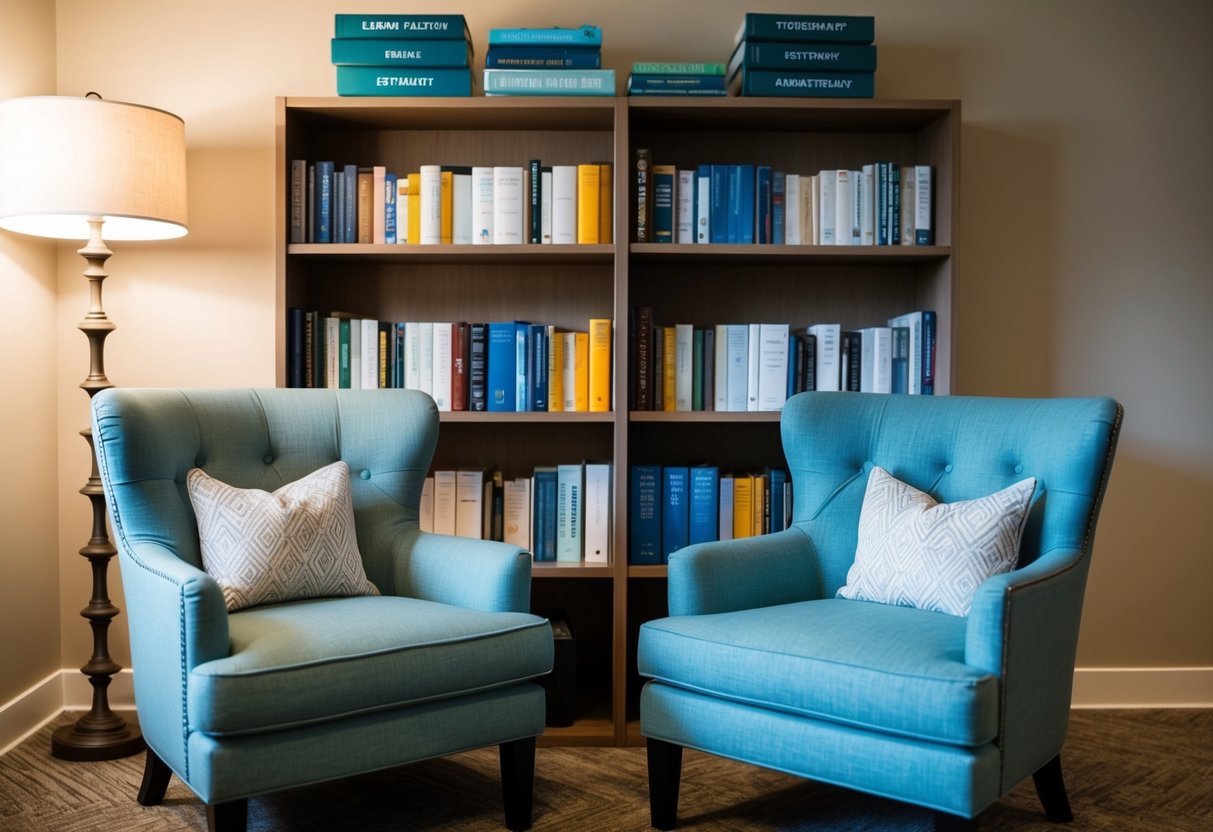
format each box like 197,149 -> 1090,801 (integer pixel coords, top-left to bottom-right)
187,461 -> 379,612
837,466 -> 1036,617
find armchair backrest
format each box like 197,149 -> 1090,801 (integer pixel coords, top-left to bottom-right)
91,388 -> 438,591
781,392 -> 1123,598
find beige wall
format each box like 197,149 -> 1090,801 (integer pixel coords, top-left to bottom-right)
3,0 -> 1208,697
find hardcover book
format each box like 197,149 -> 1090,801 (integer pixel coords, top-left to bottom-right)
733,13 -> 875,46
331,38 -> 473,67
727,41 -> 877,75
334,14 -> 471,40
487,25 -> 602,47
483,69 -> 616,96
486,46 -> 602,68
729,68 -> 874,98
629,465 -> 662,565
662,466 -> 690,562
335,67 -> 473,97
631,61 -> 726,75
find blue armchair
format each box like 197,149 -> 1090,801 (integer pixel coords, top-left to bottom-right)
638,392 -> 1122,830
92,388 -> 553,832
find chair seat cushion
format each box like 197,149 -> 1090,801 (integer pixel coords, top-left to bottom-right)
638,598 -> 998,746
188,595 -> 552,736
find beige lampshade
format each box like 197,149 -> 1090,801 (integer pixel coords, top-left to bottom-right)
0,95 -> 188,241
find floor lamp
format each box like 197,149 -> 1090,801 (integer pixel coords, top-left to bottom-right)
0,94 -> 188,760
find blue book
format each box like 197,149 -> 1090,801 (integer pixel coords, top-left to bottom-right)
891,325 -> 910,394
486,322 -> 516,411
485,46 -> 601,68
333,170 -> 345,243
629,465 -> 662,565
529,323 -> 548,411
729,69 -> 874,99
334,14 -> 470,40
662,467 -> 690,562
767,468 -> 788,533
482,68 -> 615,96
330,38 -> 473,67
733,13 -> 875,46
688,466 -> 719,545
335,67 -> 473,97
343,164 -> 358,244
487,25 -> 602,47
709,165 -> 728,243
727,42 -> 877,75
921,310 -> 937,395
394,322 -> 406,389
315,161 -> 334,243
755,165 -> 772,244
772,171 -> 786,245
384,172 -> 397,244
514,322 -> 531,412
736,165 -> 756,245
652,166 -> 675,243
531,467 -> 558,561
287,308 -> 305,388
469,322 -> 488,411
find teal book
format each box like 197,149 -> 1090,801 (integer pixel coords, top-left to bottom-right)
532,467 -> 558,562
482,68 -> 615,96
729,69 -> 874,98
662,467 -> 690,562
733,13 -> 875,46
487,25 -> 602,47
629,465 -> 662,565
486,46 -> 601,68
626,86 -> 728,97
631,61 -> 726,76
728,41 -> 877,75
335,67 -> 473,97
330,38 -> 473,67
334,14 -> 470,40
556,463 -> 584,562
627,74 -> 727,93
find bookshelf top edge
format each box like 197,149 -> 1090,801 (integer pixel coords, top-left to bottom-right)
281,96 -> 620,130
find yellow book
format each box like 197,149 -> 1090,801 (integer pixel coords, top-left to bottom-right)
440,169 -> 453,244
406,172 -> 421,245
733,475 -> 753,540
395,176 -> 410,243
573,331 -> 590,411
577,163 -> 600,244
588,318 -> 610,411
357,168 -> 373,243
598,163 -> 613,244
548,325 -> 564,412
752,474 -> 767,537
662,325 -> 677,411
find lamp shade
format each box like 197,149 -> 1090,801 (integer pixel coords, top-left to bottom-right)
0,95 -> 188,241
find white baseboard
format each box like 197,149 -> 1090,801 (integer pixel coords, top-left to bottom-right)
0,669 -> 137,757
1071,666 -> 1213,708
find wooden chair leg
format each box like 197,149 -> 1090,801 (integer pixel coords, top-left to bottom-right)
647,738 -> 684,831
499,736 -> 536,831
1032,754 -> 1074,822
205,798 -> 248,832
934,810 -> 980,831
136,747 -> 173,806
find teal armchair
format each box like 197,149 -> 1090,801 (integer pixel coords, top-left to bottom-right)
638,392 -> 1122,830
92,388 -> 553,832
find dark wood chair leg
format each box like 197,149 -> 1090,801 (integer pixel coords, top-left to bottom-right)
205,798 -> 248,832
136,747 -> 173,806
934,810 -> 980,831
647,738 -> 684,831
1032,754 -> 1074,822
500,737 -> 536,831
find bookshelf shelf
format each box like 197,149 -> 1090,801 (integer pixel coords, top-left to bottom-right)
275,95 -> 958,747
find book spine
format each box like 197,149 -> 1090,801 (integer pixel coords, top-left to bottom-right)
577,164 -> 601,243
634,306 -> 654,411
731,69 -> 874,98
627,75 -> 728,91
492,167 -> 523,244
757,323 -> 789,411
583,463 -> 611,563
697,166 -> 711,243
661,467 -> 690,562
755,165 -> 772,244
632,62 -> 727,75
469,322 -> 487,410
335,67 -> 473,97
598,163 -> 613,244
915,165 -> 934,245
531,468 -> 558,561
676,169 -> 695,243
487,26 -> 602,47
688,466 -> 719,545
290,160 -> 306,243
486,46 -> 601,68
588,318 -> 611,412
629,465 -> 662,565
651,164 -> 676,243
634,148 -> 651,243
921,310 -> 937,395
503,478 -> 531,550
486,322 -> 516,411
514,322 -> 530,412
547,325 -> 563,412
482,69 -> 615,96
550,165 -> 577,244
541,167 -> 553,243
419,165 -> 442,244
528,159 -> 542,244
315,161 -> 334,243
556,463 -> 584,562
730,42 -> 877,72
735,13 -> 875,45
330,38 -> 472,67
334,14 -> 469,39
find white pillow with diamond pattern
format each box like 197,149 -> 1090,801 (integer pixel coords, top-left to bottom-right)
187,461 -> 379,612
837,466 -> 1036,617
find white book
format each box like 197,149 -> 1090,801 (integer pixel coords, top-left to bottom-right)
418,476 -> 434,532
713,324 -> 729,412
324,317 -> 341,388
859,326 -> 894,394
676,169 -> 695,243
718,475 -> 734,541
492,166 -> 523,244
555,463 -> 584,562
808,323 -> 842,392
746,323 -> 761,411
833,169 -> 851,246
560,331 -> 578,411
807,173 -> 819,244
472,166 -> 494,245
785,174 -> 801,245
372,165 -> 387,244
361,319 -> 379,390
674,323 -> 693,412
349,319 -> 362,389
860,164 -> 876,246
725,324 -> 749,412
455,469 -> 485,539
395,176 -> 410,244
914,164 -> 933,245
583,463 -> 610,563
888,311 -> 923,394
817,170 -> 837,245
452,169 -> 473,244
696,169 -> 710,243
849,170 -> 862,245
550,165 -> 577,244
418,321 -> 434,396
540,168 -> 553,243
503,478 -> 531,552
900,165 -> 916,245
431,470 -> 457,536
419,164 -> 442,245
757,323 -> 790,411
404,322 -> 421,390
431,322 -> 452,410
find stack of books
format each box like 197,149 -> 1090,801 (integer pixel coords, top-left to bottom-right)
482,25 -> 615,96
626,62 -> 728,97
332,13 -> 474,96
727,12 -> 877,98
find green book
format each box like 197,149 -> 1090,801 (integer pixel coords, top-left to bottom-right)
631,61 -> 726,76
335,67 -> 473,97
330,38 -> 473,67
334,14 -> 470,40
729,69 -> 874,99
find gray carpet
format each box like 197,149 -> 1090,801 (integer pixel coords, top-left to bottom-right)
1,710 -> 1209,830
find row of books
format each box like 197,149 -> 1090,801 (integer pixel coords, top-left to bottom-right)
483,25 -> 614,97
628,309 -> 938,412
333,13 -> 476,97
635,155 -> 933,246
286,313 -> 613,413
728,12 -> 876,99
629,464 -> 791,564
289,160 -> 613,246
626,62 -> 728,98
419,464 -> 611,563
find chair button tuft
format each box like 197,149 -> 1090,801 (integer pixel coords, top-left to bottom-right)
1014,464 -> 1024,474
944,464 -> 954,473
263,455 -> 274,465
360,469 -> 371,480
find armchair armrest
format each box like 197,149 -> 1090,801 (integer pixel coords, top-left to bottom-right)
667,527 -> 821,617
395,529 -> 532,613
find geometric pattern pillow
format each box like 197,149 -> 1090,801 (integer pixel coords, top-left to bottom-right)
187,461 -> 379,612
837,466 -> 1036,617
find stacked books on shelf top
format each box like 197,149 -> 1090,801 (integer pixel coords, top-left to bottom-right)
332,13 -> 474,96
727,12 -> 876,98
626,62 -> 728,97
482,25 -> 615,96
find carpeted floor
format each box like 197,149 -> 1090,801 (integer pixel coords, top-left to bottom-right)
0,710 -> 1209,830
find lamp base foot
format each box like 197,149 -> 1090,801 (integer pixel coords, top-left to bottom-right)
51,712 -> 144,761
